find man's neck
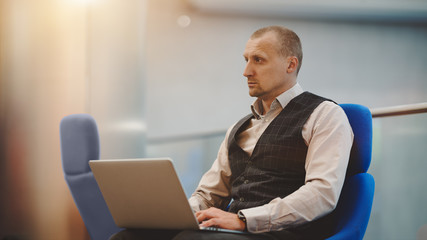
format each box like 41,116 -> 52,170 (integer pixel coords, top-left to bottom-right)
259,81 -> 299,114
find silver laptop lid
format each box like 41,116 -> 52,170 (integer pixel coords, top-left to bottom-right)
89,158 -> 199,230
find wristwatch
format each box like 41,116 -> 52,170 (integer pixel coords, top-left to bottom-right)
237,210 -> 248,231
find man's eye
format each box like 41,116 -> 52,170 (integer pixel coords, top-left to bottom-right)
255,57 -> 262,63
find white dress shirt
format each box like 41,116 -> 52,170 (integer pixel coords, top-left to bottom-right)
189,83 -> 354,233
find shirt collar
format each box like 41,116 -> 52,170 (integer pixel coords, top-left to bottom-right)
251,83 -> 304,119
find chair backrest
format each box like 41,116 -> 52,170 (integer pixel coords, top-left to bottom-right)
341,104 -> 373,177
60,114 -> 122,240
325,104 -> 375,240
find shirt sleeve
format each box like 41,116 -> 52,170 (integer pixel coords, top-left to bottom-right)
189,125 -> 235,212
240,101 -> 354,233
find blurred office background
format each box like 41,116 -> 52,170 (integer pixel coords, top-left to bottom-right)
1,0 -> 426,239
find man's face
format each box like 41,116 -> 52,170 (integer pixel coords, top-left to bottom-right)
243,32 -> 294,102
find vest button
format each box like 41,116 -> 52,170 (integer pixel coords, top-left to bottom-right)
244,180 -> 249,184
240,197 -> 245,202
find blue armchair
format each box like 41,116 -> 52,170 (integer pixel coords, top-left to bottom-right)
60,114 -> 122,240
325,104 -> 375,240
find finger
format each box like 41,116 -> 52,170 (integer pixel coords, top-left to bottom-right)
196,208 -> 221,222
196,210 -> 212,223
199,218 -> 219,228
195,208 -> 212,217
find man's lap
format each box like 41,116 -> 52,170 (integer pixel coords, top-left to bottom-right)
109,229 -> 301,240
109,229 -> 180,240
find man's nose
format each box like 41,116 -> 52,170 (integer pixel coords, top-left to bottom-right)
243,62 -> 253,78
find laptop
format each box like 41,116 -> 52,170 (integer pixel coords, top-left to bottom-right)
89,158 -> 245,234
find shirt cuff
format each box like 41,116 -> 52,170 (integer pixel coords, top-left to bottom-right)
188,196 -> 203,212
240,205 -> 271,233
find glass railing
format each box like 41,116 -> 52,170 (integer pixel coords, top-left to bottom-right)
146,131 -> 226,197
366,103 -> 427,240
146,103 -> 427,240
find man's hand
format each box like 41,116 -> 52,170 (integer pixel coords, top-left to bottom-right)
196,207 -> 246,231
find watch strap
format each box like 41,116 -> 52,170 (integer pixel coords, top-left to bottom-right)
237,210 -> 248,231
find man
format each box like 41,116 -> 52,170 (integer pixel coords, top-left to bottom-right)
111,25 -> 353,240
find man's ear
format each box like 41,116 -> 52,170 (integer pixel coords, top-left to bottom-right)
286,57 -> 298,74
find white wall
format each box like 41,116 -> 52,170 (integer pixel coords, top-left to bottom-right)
88,0 -> 147,159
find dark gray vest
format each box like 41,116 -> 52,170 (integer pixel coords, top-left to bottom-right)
227,92 -> 332,213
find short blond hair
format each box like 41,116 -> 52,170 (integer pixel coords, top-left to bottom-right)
251,26 -> 303,74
